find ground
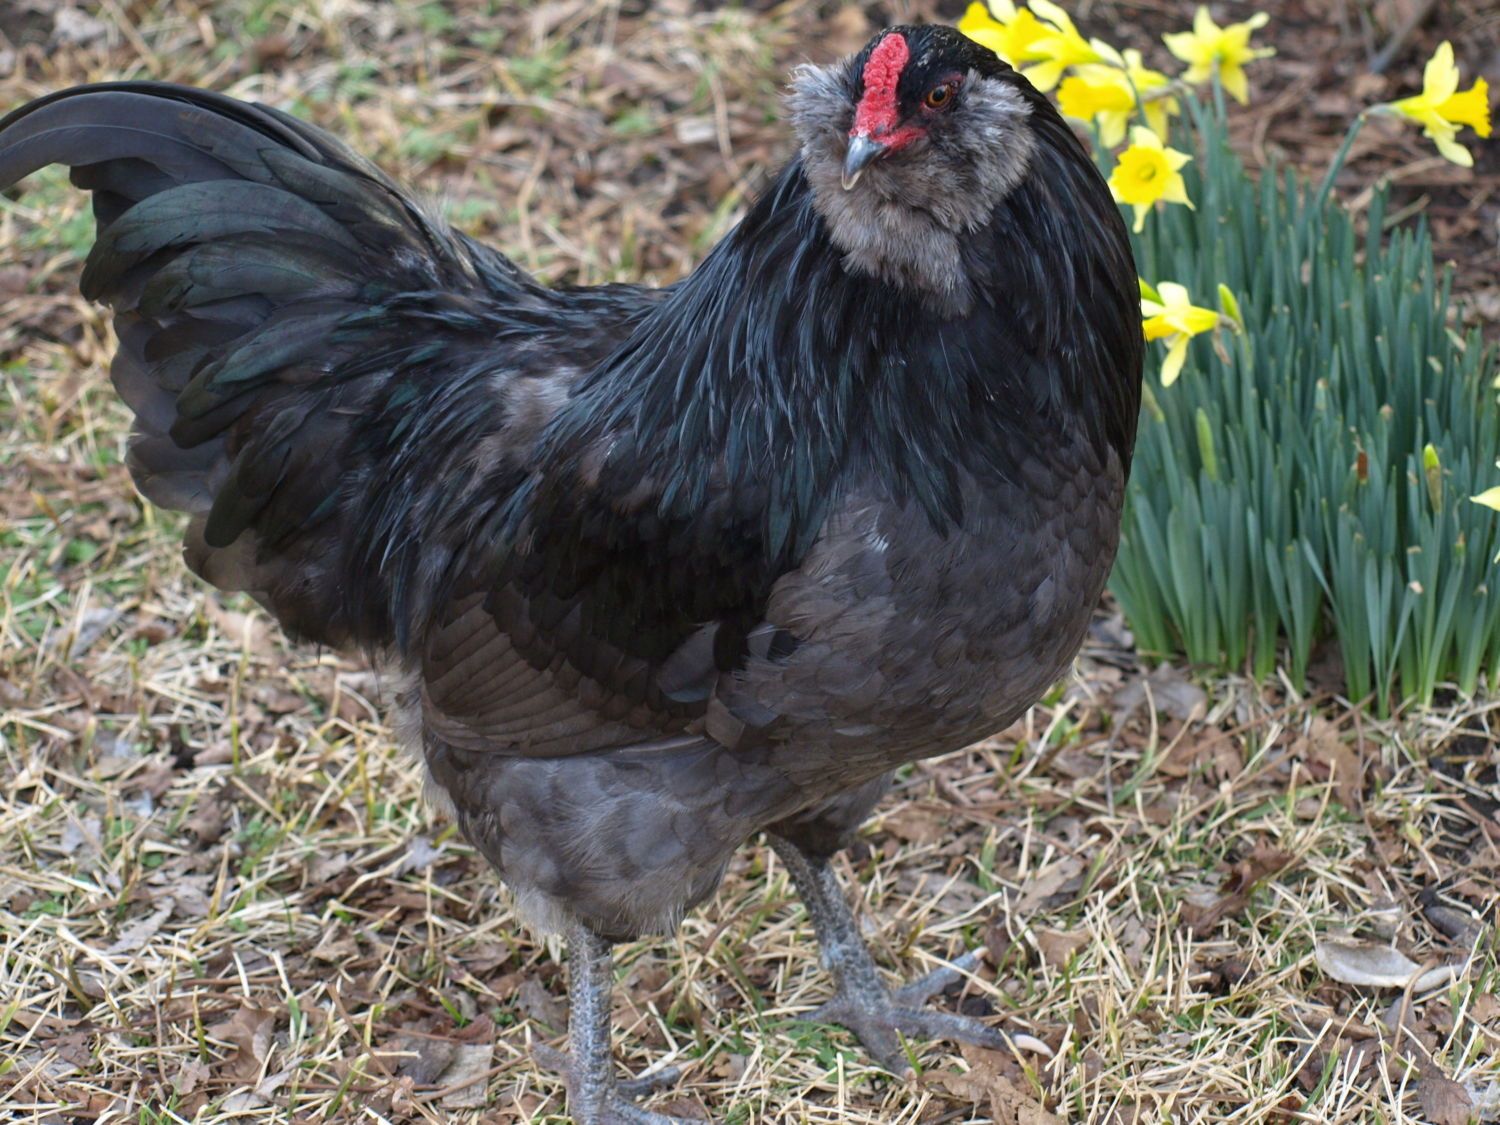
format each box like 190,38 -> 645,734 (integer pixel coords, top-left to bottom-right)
1,1 -> 1497,1123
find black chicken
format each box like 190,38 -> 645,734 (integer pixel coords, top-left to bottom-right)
1,23 -> 1140,1123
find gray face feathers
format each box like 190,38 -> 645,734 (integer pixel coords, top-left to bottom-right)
789,25 -> 1039,313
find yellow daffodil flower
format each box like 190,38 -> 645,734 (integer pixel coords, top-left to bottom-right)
957,1 -> 1050,68
1058,50 -> 1179,147
1472,486 -> 1500,511
1109,126 -> 1193,232
1121,49 -> 1180,138
1022,0 -> 1107,92
1058,70 -> 1135,145
1383,42 -> 1492,167
1140,279 -> 1222,386
1164,7 -> 1274,105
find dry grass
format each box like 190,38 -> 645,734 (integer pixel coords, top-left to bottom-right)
2,1 -> 1498,1123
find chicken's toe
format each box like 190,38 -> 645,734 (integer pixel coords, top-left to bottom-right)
592,1098 -> 702,1125
534,1042 -> 681,1101
808,992 -> 1026,1076
772,835 -> 1043,1074
891,948 -> 986,1007
806,996 -> 916,1077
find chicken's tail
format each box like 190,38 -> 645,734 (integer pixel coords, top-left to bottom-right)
0,83 -> 530,648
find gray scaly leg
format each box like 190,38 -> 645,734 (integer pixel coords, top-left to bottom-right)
769,834 -> 1021,1076
539,919 -> 696,1124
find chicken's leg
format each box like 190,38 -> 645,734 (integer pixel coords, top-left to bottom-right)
768,834 -> 1014,1076
544,919 -> 697,1125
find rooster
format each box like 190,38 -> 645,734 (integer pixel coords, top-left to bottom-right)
0,23 -> 1140,1123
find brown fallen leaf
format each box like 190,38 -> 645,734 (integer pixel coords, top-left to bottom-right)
1014,855 -> 1085,914
183,801 -> 226,846
1180,844 -> 1295,937
1111,663 -> 1206,723
517,977 -> 567,1031
201,599 -> 276,657
649,1098 -> 709,1121
1034,928 -> 1088,969
389,1029 -> 455,1086
207,1003 -> 276,1086
309,930 -> 359,963
438,1038 -> 494,1109
1418,1075 -> 1475,1125
106,900 -> 174,954
129,759 -> 177,799
1297,718 -> 1364,810
171,1057 -> 210,1097
882,804 -> 949,845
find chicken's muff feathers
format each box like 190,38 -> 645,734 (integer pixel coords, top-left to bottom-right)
0,30 -> 1139,725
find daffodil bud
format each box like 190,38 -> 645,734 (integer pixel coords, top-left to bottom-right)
1196,408 -> 1219,482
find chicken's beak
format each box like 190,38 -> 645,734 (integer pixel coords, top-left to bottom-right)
842,133 -> 887,190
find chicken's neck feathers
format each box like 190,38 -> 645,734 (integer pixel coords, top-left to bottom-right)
549,138 -> 1137,564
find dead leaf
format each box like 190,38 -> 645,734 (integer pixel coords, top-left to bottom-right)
1469,993 -> 1500,1024
517,977 -> 567,1031
106,900 -> 173,954
47,606 -> 122,658
928,1064 -> 991,1103
438,1039 -> 494,1109
882,804 -> 948,845
59,814 -> 102,857
649,1098 -> 709,1121
309,930 -> 359,963
172,1058 -> 210,1096
308,851 -> 352,884
390,1031 -> 455,1086
207,1003 -> 276,1086
1180,845 -> 1294,937
1111,664 -> 1206,723
130,759 -> 176,798
183,802 -> 226,846
1418,1075 -> 1475,1125
1015,855 -> 1084,914
388,1019 -> 496,1109
1034,929 -> 1088,969
398,835 -> 445,875
1314,939 -> 1459,991
1298,718 -> 1364,809
201,600 -> 276,657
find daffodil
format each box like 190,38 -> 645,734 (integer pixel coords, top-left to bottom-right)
957,1 -> 1050,68
1383,42 -> 1492,167
1140,280 -> 1223,386
1058,70 -> 1135,145
1164,7 -> 1274,105
1058,50 -> 1179,147
1109,126 -> 1193,233
1021,0 -> 1108,92
1472,486 -> 1500,511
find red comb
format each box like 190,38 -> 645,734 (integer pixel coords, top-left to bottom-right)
852,33 -> 909,138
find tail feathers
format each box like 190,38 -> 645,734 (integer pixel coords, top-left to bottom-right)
0,82 -> 512,648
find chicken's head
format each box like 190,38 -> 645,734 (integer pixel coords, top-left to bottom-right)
788,24 -> 1047,311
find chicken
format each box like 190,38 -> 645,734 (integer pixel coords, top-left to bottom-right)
0,23 -> 1141,1123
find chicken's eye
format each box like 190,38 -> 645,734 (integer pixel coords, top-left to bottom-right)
923,83 -> 956,110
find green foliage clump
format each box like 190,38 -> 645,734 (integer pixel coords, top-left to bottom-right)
1110,105 -> 1500,713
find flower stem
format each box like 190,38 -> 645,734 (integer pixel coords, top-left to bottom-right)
1313,112 -> 1368,213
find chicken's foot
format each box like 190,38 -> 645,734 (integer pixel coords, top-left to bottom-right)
554,920 -> 699,1125
769,834 -> 1021,1077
